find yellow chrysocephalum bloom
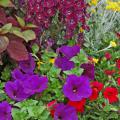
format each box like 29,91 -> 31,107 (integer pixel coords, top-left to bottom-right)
37,60 -> 43,69
92,58 -> 99,64
106,1 -> 120,12
79,27 -> 84,33
49,58 -> 55,64
110,41 -> 117,47
90,0 -> 98,6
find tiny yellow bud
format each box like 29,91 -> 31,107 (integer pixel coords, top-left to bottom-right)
79,27 -> 84,33
92,58 -> 99,63
110,41 -> 117,47
49,58 -> 55,64
37,60 -> 43,69
91,9 -> 96,13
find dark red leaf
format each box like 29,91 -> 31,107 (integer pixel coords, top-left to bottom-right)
0,7 -> 7,24
7,38 -> 29,61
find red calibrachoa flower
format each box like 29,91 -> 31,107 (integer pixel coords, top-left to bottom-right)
89,81 -> 104,101
104,69 -> 115,76
47,100 -> 57,117
103,87 -> 118,103
116,59 -> 120,69
105,52 -> 111,60
117,77 -> 120,86
68,98 -> 86,113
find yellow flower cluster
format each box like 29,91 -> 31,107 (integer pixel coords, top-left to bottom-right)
110,41 -> 117,47
106,0 -> 120,12
90,0 -> 98,6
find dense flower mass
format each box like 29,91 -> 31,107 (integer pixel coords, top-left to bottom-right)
58,0 -> 89,39
54,103 -> 78,120
63,75 -> 92,101
0,101 -> 12,120
26,0 -> 58,34
103,87 -> 118,103
26,0 -> 89,39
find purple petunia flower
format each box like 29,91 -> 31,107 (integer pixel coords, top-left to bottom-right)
22,75 -> 48,94
0,101 -> 12,120
81,63 -> 95,80
59,45 -> 80,59
5,80 -> 31,101
63,75 -> 92,101
12,68 -> 24,80
55,57 -> 74,71
19,54 -> 35,74
54,103 -> 78,120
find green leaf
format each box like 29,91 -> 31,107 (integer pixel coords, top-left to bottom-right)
0,23 -> 12,34
22,30 -> 36,42
16,16 -> 25,27
0,0 -> 14,7
63,67 -> 84,76
32,43 -> 39,54
26,23 -> 38,28
71,49 -> 88,65
0,36 -> 9,53
12,30 -> 24,39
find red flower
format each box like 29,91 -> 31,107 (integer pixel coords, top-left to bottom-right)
103,87 -> 118,103
116,59 -> 120,69
116,32 -> 120,39
105,52 -> 111,60
89,81 -> 104,101
117,77 -> 120,86
47,100 -> 57,117
68,98 -> 86,113
104,69 -> 115,76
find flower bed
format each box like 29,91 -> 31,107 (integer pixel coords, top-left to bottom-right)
0,0 -> 120,120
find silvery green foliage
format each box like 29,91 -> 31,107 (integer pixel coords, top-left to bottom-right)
85,0 -> 120,50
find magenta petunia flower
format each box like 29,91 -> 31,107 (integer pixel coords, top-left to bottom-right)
19,54 -> 35,74
63,75 -> 92,101
81,63 -> 95,80
55,57 -> 74,71
5,80 -> 31,101
22,75 -> 48,94
59,45 -> 80,59
0,101 -> 12,120
54,103 -> 78,120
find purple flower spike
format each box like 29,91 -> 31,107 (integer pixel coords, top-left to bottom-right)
63,75 -> 92,101
54,103 -> 78,120
0,101 -> 12,120
22,75 -> 48,94
19,54 -> 35,74
81,63 -> 95,80
59,45 -> 80,59
55,57 -> 74,71
5,81 -> 30,102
